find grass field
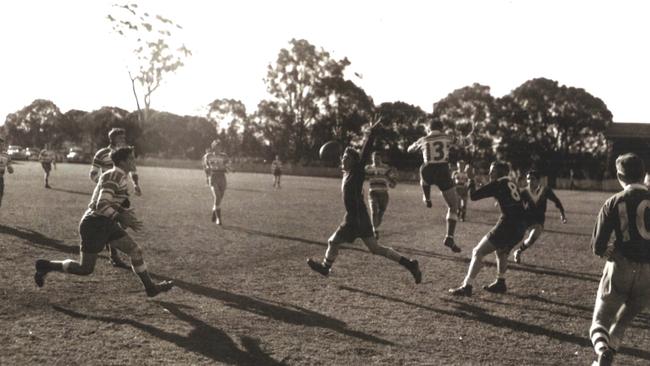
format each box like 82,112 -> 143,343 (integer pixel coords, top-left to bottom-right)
1,161 -> 649,365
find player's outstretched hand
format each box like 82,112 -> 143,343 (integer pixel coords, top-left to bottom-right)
117,210 -> 143,232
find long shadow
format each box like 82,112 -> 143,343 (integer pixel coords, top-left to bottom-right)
49,187 -> 91,196
395,247 -> 600,283
0,224 -> 78,254
150,274 -> 394,346
223,225 -> 366,253
52,303 -> 284,366
339,285 -> 650,361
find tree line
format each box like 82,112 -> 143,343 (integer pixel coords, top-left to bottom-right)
1,38 -> 612,182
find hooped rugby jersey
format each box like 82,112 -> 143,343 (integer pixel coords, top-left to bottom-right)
90,145 -> 138,182
203,152 -> 230,174
365,163 -> 396,192
410,130 -> 471,164
86,166 -> 130,220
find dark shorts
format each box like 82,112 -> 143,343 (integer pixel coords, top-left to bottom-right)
41,162 -> 52,172
273,169 -> 282,177
209,172 -> 227,193
525,213 -> 545,227
420,163 -> 454,192
369,190 -> 389,214
487,218 -> 527,251
330,209 -> 374,244
79,215 -> 127,254
456,185 -> 469,198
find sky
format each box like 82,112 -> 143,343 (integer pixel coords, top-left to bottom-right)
1,0 -> 649,124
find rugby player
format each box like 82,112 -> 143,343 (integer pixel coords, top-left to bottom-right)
451,160 -> 471,222
38,144 -> 57,189
513,170 -> 567,264
271,155 -> 283,189
407,116 -> 473,253
449,161 -> 527,296
34,147 -> 173,297
307,119 -> 422,284
203,140 -> 231,225
0,137 -> 14,208
365,151 -> 397,239
589,153 -> 650,366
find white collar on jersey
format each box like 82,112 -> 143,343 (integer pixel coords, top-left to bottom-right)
624,183 -> 648,191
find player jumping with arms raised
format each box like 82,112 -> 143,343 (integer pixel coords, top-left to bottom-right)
449,161 -> 527,296
365,151 -> 397,239
407,116 -> 473,253
589,153 -> 650,366
513,170 -> 567,264
307,119 -> 421,284
34,147 -> 173,297
203,140 -> 231,225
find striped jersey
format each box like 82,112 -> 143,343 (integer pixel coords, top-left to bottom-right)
452,169 -> 469,186
365,163 -> 396,192
0,152 -> 10,175
86,167 -> 130,220
203,152 -> 230,174
271,159 -> 282,172
39,149 -> 56,163
90,145 -> 137,183
409,130 -> 471,164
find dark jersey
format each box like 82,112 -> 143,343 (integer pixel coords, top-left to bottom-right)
592,184 -> 650,262
470,176 -> 525,220
521,185 -> 565,223
341,134 -> 375,223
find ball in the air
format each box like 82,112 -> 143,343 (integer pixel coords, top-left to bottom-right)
319,140 -> 341,161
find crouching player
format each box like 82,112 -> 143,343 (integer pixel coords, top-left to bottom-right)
513,170 -> 567,263
307,119 -> 422,284
34,147 -> 173,297
589,153 -> 650,366
449,161 -> 527,296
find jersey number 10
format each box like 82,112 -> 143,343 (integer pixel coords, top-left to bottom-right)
617,200 -> 650,240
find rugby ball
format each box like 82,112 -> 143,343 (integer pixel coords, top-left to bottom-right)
319,140 -> 341,161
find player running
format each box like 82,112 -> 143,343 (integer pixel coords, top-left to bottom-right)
34,147 -> 173,297
512,170 -> 567,264
38,144 -> 57,189
452,160 -> 471,222
89,128 -> 141,268
407,116 -> 473,253
449,161 -> 527,296
271,155 -> 283,189
365,151 -> 397,239
203,140 -> 231,225
0,137 -> 14,208
589,153 -> 650,366
307,119 -> 421,284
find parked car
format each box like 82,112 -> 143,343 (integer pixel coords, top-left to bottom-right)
7,145 -> 27,160
66,147 -> 91,163
25,147 -> 41,161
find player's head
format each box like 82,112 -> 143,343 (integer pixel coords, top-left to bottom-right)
371,151 -> 383,165
341,147 -> 359,171
489,161 -> 510,181
457,160 -> 466,169
210,140 -> 221,152
108,128 -> 126,146
427,116 -> 443,132
616,153 -> 645,185
110,146 -> 135,172
526,170 -> 541,188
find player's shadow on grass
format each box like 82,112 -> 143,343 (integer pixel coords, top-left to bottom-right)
151,274 -> 394,346
395,247 -> 600,283
339,285 -> 650,361
223,225 -> 366,253
49,187 -> 91,196
0,225 -> 78,254
52,303 -> 284,366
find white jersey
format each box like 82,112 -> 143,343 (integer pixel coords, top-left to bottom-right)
409,130 -> 471,164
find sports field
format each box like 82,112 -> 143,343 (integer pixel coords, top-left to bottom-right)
1,161 -> 649,365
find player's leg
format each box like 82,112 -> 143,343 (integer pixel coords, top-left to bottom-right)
214,176 -> 227,225
483,248 -> 509,293
441,186 -> 461,253
459,192 -> 468,221
449,235 -> 496,295
514,224 -> 543,264
109,235 -> 173,297
307,232 -> 343,277
590,259 -> 631,363
34,249 -> 99,287
419,164 -> 432,207
361,236 -> 421,283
